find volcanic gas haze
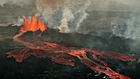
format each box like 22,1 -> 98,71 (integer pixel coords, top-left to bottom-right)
35,0 -> 91,33
1,0 -> 140,34
0,0 -> 91,33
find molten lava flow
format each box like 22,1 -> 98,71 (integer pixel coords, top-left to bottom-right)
20,16 -> 47,33
7,16 -> 136,79
30,15 -> 38,32
37,17 -> 47,32
20,18 -> 31,33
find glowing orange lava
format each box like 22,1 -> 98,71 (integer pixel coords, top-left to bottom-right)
20,17 -> 31,33
20,15 -> 47,33
7,16 -> 136,79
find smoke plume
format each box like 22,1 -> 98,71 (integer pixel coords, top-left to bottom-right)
59,7 -> 74,33
35,0 -> 91,33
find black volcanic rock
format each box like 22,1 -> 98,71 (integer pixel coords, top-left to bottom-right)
0,26 -> 139,79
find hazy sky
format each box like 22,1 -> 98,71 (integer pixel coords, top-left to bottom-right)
88,0 -> 140,12
0,0 -> 140,12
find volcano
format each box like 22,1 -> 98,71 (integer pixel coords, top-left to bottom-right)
1,0 -> 140,79
0,23 -> 139,79
0,16 -> 136,79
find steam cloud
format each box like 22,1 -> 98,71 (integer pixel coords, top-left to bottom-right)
35,0 -> 91,33
111,14 -> 140,54
59,7 -> 74,33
